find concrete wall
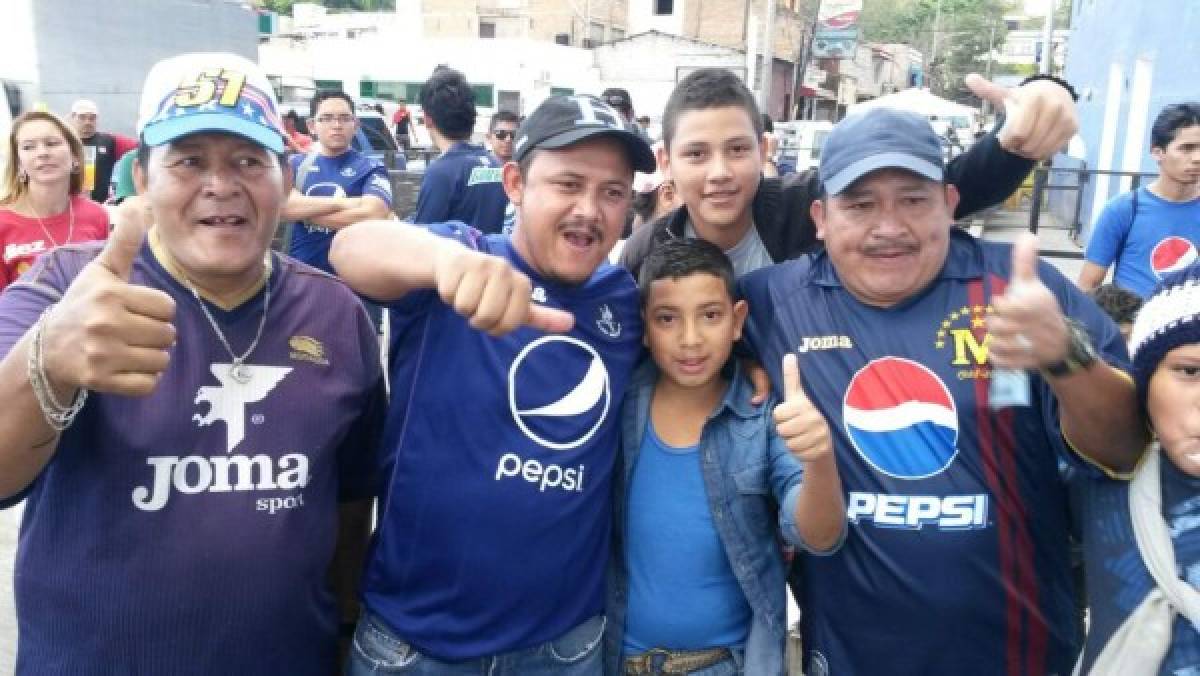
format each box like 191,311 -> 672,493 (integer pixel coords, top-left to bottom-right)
628,0 -> 686,36
591,32 -> 744,122
1054,0 -> 1199,236
259,34 -> 602,120
29,0 -> 258,136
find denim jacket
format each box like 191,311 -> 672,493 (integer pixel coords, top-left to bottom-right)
604,359 -> 843,675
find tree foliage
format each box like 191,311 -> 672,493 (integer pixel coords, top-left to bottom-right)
257,0 -> 395,16
860,0 -> 1016,103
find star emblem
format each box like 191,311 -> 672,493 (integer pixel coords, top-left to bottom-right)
972,317 -> 987,328
242,103 -> 255,116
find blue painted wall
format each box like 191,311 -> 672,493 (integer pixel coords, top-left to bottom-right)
1051,0 -> 1200,236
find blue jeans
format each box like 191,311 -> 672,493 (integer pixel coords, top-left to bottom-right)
347,611 -> 605,676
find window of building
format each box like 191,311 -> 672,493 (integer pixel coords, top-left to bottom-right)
480,21 -> 496,38
471,84 -> 495,108
589,21 -> 605,43
554,33 -> 570,45
654,0 -> 674,16
359,80 -> 424,103
612,28 -> 625,41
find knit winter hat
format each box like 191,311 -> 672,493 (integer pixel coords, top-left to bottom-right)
1129,263 -> 1200,414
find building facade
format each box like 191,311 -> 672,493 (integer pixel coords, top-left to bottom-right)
1053,0 -> 1199,234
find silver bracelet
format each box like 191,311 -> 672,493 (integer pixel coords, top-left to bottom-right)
26,305 -> 88,431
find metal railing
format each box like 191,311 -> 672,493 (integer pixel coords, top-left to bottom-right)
1027,164 -> 1158,239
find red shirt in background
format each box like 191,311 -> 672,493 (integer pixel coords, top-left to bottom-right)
0,194 -> 110,290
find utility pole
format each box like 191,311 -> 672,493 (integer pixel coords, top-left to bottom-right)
1040,0 -> 1055,74
929,0 -> 942,92
761,0 -> 778,116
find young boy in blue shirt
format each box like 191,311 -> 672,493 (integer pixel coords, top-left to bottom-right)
1073,264 -> 1200,674
606,239 -> 845,675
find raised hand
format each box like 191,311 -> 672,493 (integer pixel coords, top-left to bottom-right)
966,73 -> 1078,161
986,233 -> 1070,370
773,353 -> 832,462
41,216 -> 177,396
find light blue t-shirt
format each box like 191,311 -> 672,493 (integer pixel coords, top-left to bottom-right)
1084,187 -> 1200,298
623,420 -> 752,654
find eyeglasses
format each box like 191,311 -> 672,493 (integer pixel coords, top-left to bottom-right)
491,130 -> 515,141
315,114 -> 355,125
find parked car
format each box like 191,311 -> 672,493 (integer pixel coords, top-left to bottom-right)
279,102 -> 405,170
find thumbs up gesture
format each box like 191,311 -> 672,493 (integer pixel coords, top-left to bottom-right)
986,233 -> 1071,370
40,217 -> 177,397
773,353 -> 832,462
433,245 -> 574,336
965,73 -> 1078,161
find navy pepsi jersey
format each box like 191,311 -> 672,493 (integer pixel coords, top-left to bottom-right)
412,142 -> 508,234
0,240 -> 385,675
364,222 -> 643,660
739,229 -> 1128,675
1071,451 -> 1200,674
288,148 -> 393,274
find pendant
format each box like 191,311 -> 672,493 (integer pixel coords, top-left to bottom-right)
229,360 -> 252,384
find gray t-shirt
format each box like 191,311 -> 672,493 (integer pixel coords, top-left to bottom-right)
686,220 -> 774,277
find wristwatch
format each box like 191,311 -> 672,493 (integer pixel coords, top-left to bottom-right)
1042,318 -> 1098,377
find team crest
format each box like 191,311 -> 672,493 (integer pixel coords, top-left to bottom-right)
595,304 -> 621,338
933,303 -> 995,380
288,335 -> 329,366
340,166 -> 357,177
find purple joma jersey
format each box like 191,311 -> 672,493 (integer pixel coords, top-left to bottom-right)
0,241 -> 384,675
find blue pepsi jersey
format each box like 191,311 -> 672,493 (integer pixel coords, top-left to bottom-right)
288,149 -> 393,274
363,222 -> 643,660
0,240 -> 385,675
740,229 -> 1129,675
413,142 -> 508,234
1084,188 -> 1200,298
1071,450 -> 1200,674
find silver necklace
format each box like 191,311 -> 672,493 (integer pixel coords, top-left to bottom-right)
188,270 -> 271,385
27,196 -> 74,247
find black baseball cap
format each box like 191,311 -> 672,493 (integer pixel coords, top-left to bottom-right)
513,95 -> 655,173
601,87 -> 634,114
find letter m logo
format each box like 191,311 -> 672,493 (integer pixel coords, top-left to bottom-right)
950,329 -> 990,366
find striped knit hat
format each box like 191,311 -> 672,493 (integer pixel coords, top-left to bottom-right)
1129,263 -> 1200,414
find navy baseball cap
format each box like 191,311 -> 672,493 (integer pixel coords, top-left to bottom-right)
819,108 -> 944,196
513,95 -> 655,173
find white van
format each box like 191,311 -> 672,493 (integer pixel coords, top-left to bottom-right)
776,120 -> 834,174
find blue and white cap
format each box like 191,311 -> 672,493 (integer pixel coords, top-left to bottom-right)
1130,263 -> 1200,414
136,52 -> 285,154
819,107 -> 945,196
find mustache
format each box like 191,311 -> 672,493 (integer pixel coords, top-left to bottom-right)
558,220 -> 604,238
861,239 -> 920,256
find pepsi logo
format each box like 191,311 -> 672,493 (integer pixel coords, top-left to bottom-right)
1151,236 -> 1198,278
843,357 -> 959,479
304,181 -> 348,198
508,335 -> 611,451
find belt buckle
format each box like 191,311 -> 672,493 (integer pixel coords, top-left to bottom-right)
627,647 -> 672,674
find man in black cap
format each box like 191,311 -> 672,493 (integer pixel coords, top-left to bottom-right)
329,94 -> 654,674
603,87 -> 650,142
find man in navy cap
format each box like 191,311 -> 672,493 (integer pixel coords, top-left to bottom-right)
330,94 -> 654,674
739,108 -> 1147,675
